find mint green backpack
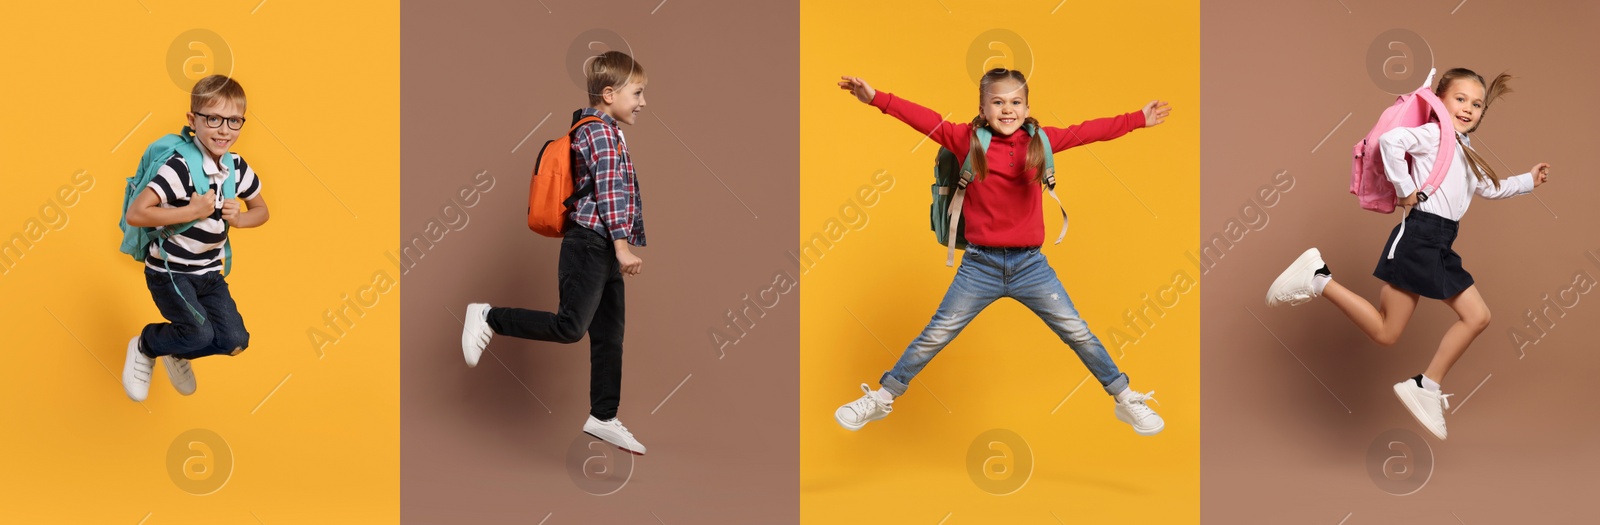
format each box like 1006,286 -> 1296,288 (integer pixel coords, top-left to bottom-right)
931,124 -> 1067,266
119,126 -> 237,323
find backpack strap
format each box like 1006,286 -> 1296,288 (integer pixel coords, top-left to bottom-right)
1027,124 -> 1069,245
1415,94 -> 1456,202
946,127 -> 993,266
220,152 -> 238,276
563,115 -> 610,212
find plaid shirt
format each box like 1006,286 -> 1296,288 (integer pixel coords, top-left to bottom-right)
569,109 -> 646,246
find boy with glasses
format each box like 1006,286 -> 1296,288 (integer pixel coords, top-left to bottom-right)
121,74 -> 269,401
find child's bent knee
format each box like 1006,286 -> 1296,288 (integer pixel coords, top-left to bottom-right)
1465,309 -> 1491,331
216,330 -> 250,354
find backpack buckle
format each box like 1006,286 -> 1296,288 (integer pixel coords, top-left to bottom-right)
1416,192 -> 1429,203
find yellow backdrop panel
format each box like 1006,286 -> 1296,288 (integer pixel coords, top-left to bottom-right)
0,2 -> 399,523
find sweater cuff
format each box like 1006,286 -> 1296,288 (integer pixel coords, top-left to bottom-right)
870,90 -> 893,111
1130,110 -> 1147,129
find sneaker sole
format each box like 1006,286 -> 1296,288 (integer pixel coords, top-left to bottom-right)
1115,410 -> 1164,436
584,431 -> 646,456
462,304 -> 488,368
1392,383 -> 1447,440
1266,248 -> 1323,307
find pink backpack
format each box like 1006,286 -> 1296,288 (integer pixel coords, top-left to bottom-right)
1351,68 -> 1456,213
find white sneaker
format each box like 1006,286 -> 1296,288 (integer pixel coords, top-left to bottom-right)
584,415 -> 646,455
1266,248 -> 1327,307
462,303 -> 493,367
122,336 -> 155,402
834,383 -> 893,431
1393,378 -> 1451,440
1113,390 -> 1165,436
163,356 -> 197,396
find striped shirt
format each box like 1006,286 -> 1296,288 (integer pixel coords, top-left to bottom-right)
568,109 -> 646,246
143,150 -> 262,274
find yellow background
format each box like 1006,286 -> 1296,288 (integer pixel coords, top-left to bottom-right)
800,1 -> 1200,523
0,1 -> 398,522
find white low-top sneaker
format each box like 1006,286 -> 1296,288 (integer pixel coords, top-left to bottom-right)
835,383 -> 893,431
462,303 -> 493,367
1393,378 -> 1452,440
584,415 -> 646,455
1113,390 -> 1165,436
163,356 -> 197,396
1266,248 -> 1328,307
122,336 -> 155,402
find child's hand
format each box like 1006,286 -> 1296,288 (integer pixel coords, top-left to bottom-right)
221,199 -> 241,224
1142,100 -> 1171,127
1396,192 -> 1418,207
839,76 -> 876,104
617,249 -> 643,277
1531,162 -> 1550,187
183,192 -> 215,221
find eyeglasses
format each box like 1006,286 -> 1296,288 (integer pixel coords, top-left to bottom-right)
193,111 -> 246,130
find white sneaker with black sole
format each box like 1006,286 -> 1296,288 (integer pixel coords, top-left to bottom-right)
1266,248 -> 1329,307
1393,377 -> 1451,440
1113,389 -> 1165,436
122,336 -> 155,402
163,356 -> 197,396
462,303 -> 493,367
584,415 -> 646,455
835,383 -> 893,431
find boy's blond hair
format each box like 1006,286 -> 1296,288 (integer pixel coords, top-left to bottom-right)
191,75 -> 247,113
586,51 -> 645,106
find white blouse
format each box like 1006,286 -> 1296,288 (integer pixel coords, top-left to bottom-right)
1379,122 -> 1534,222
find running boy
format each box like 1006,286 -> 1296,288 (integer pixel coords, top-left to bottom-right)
461,51 -> 650,455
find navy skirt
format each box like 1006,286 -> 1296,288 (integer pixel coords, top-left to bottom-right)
1372,210 -> 1474,300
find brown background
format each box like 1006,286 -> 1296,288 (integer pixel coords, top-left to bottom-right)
399,1 -> 797,523
1203,1 -> 1600,523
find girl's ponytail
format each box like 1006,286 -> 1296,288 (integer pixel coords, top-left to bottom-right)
1023,116 -> 1048,183
967,115 -> 990,181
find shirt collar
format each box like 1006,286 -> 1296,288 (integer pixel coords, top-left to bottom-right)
187,133 -> 226,178
573,108 -> 619,128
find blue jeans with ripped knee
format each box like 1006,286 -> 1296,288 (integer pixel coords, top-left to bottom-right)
879,245 -> 1128,397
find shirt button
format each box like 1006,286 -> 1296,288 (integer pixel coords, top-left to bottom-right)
1009,162 -> 1015,167
1009,151 -> 1014,156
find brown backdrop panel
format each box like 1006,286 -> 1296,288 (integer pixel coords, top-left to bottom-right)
399,1 -> 798,523
1202,2 -> 1600,523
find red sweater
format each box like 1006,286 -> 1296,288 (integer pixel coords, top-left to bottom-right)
871,91 -> 1145,247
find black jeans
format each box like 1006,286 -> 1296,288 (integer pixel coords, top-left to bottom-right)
141,268 -> 250,360
487,226 -> 626,420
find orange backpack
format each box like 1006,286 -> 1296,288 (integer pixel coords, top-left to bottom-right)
527,115 -> 605,236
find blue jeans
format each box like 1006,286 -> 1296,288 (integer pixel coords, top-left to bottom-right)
140,268 -> 250,360
880,246 -> 1128,397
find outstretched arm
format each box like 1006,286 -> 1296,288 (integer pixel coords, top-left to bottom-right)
1477,162 -> 1546,200
1043,101 -> 1165,152
840,76 -> 969,154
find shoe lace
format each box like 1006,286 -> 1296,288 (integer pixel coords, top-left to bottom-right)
1438,393 -> 1453,412
845,383 -> 887,420
1123,390 -> 1160,419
